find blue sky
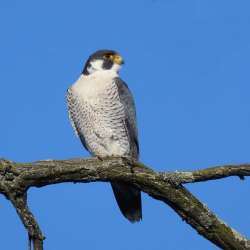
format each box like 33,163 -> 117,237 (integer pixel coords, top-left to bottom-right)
1,0 -> 250,249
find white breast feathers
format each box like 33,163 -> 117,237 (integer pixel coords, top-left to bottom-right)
67,70 -> 130,158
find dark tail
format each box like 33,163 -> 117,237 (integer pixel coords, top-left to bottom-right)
111,181 -> 142,223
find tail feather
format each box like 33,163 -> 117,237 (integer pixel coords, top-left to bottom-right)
111,181 -> 142,222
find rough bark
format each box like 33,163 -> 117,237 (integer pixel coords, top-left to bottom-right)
0,157 -> 250,250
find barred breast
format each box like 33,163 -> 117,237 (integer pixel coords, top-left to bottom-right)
67,71 -> 131,158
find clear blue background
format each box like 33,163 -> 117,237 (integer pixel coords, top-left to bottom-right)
1,0 -> 250,249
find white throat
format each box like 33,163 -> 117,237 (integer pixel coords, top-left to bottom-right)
87,59 -> 121,75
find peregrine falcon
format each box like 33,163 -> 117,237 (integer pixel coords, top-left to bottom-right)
67,50 -> 142,222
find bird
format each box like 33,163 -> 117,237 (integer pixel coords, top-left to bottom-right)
67,49 -> 142,222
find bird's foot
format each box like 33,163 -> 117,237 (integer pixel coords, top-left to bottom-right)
119,157 -> 136,174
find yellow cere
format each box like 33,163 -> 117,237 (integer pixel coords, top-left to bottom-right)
113,54 -> 123,65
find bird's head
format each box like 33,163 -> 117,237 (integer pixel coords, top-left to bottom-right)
82,50 -> 124,75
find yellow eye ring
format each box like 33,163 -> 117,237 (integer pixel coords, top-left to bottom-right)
103,54 -> 124,65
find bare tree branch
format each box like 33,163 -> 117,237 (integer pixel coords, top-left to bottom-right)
160,164 -> 250,184
0,158 -> 250,250
8,194 -> 44,250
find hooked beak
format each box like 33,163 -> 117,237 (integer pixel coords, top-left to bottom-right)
112,54 -> 124,65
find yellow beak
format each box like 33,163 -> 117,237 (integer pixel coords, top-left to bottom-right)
112,54 -> 124,65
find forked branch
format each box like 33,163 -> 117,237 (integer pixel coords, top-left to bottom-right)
0,158 -> 250,250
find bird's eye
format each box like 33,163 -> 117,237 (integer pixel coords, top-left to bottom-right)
104,54 -> 112,59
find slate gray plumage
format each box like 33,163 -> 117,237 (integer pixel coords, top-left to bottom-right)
67,50 -> 142,222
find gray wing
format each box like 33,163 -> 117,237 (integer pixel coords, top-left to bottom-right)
114,77 -> 139,159
66,88 -> 89,151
